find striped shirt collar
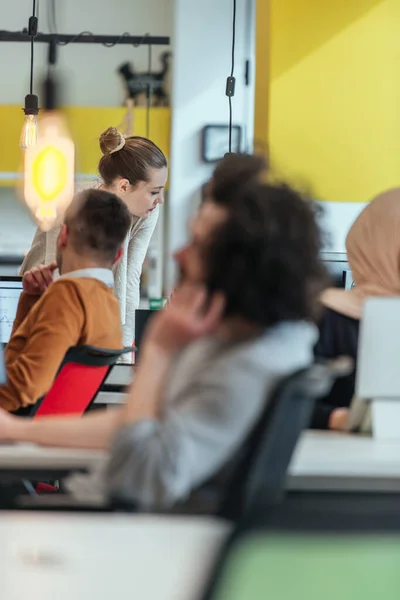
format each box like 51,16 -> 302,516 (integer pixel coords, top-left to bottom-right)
60,268 -> 114,289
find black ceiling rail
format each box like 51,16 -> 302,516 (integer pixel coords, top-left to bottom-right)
0,31 -> 169,45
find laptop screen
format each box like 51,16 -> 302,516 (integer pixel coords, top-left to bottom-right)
0,277 -> 23,344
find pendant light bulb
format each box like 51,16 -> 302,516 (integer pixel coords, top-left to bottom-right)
20,94 -> 39,150
24,110 -> 75,232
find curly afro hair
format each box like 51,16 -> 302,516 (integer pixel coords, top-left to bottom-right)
204,154 -> 327,328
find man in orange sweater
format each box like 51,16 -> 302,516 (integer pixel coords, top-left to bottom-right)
0,188 -> 132,412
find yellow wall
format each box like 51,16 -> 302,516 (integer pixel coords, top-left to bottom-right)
259,0 -> 400,202
0,106 -> 171,186
254,0 -> 269,155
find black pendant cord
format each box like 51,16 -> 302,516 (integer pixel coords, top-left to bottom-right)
226,0 -> 237,153
29,0 -> 38,95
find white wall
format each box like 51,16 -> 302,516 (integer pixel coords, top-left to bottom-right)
0,0 -> 172,106
166,0 -> 255,290
0,188 -> 36,256
318,201 -> 366,253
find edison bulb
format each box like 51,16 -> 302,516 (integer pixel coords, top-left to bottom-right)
20,114 -> 38,150
24,111 -> 75,231
20,94 -> 39,150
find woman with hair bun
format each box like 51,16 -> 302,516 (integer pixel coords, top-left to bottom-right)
20,127 -> 168,354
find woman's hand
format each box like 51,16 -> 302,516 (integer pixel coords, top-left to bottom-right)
329,408 -> 349,431
23,263 -> 58,296
144,284 -> 225,354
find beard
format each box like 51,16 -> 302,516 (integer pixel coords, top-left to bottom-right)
56,248 -> 63,275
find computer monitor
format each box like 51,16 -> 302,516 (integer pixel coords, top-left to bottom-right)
356,297 -> 400,399
0,277 -> 23,345
134,309 -> 156,362
346,297 -> 400,433
348,297 -> 400,437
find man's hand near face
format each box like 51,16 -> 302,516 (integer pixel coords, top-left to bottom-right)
145,284 -> 225,355
123,284 -> 225,423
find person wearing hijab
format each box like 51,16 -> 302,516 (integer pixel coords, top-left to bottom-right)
312,188 -> 400,430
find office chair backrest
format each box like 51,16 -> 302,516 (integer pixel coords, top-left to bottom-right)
217,364 -> 336,524
32,345 -> 133,418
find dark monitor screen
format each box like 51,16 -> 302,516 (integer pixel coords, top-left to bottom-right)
134,309 -> 156,362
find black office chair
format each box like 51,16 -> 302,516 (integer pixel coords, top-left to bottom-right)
216,362 -> 344,525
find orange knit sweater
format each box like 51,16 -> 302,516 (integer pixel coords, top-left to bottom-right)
0,277 -> 123,411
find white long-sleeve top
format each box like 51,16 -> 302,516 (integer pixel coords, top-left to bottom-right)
20,206 -> 159,349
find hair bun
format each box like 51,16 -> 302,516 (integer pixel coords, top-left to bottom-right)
99,127 -> 126,155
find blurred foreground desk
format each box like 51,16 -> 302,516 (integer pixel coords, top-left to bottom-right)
288,431 -> 400,493
0,513 -> 229,600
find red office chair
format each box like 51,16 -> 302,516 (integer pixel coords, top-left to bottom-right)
31,345 -> 133,418
28,345 -> 133,494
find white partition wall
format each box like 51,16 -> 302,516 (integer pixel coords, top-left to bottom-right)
166,0 -> 256,291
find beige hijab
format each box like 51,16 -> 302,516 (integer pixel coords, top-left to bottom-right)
321,188 -> 400,320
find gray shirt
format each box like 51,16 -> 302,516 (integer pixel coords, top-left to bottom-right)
106,321 -> 318,511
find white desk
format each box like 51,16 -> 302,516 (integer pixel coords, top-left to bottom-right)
94,365 -> 135,405
94,391 -> 126,405
2,431 -> 400,498
0,443 -> 106,472
0,513 -> 229,600
288,431 -> 400,492
103,364 -> 135,388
